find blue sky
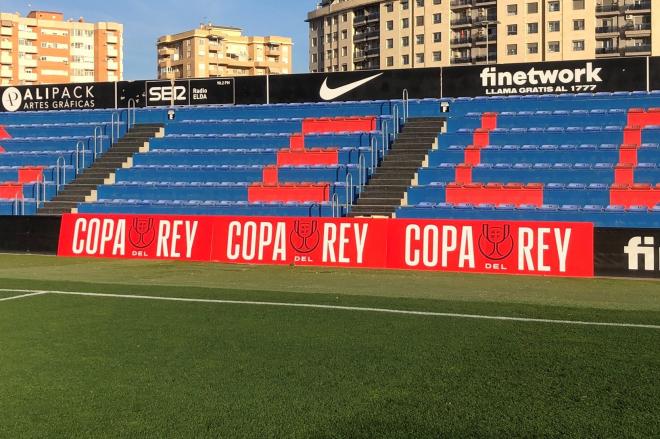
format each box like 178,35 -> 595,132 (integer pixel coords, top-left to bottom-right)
3,0 -> 311,79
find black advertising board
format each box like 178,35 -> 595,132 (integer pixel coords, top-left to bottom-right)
144,78 -> 235,107
442,57 -> 649,98
268,68 -> 441,104
0,82 -> 116,113
0,216 -> 61,254
594,228 -> 660,279
651,57 -> 660,91
116,81 -> 147,108
234,76 -> 268,105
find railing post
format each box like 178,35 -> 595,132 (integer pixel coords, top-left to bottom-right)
402,88 -> 409,122
93,125 -> 103,159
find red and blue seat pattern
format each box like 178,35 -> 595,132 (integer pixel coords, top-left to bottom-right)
399,92 -> 660,228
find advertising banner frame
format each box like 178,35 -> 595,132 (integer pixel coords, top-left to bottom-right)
595,228 -> 660,279
58,214 -> 595,278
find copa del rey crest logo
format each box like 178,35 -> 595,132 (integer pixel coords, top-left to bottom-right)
289,220 -> 320,254
478,224 -> 514,261
128,217 -> 156,249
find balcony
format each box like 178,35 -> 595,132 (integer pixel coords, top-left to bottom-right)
0,27 -> 12,36
596,4 -> 620,15
624,1 -> 651,12
354,30 -> 379,42
474,33 -> 497,44
18,72 -> 37,81
596,26 -> 620,34
596,46 -> 621,56
0,68 -> 12,78
20,45 -> 37,54
451,37 -> 473,46
354,48 -> 380,62
108,60 -> 119,71
107,34 -> 118,44
473,53 -> 497,63
18,31 -> 37,40
624,44 -> 651,54
623,23 -> 652,34
0,53 -> 11,64
353,14 -> 380,26
0,40 -> 12,50
20,58 -> 37,68
451,17 -> 472,28
451,56 -> 472,64
107,47 -> 119,58
450,0 -> 472,9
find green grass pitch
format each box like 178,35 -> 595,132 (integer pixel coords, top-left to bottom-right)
0,254 -> 659,438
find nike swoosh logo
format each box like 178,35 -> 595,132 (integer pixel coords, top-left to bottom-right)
319,73 -> 384,101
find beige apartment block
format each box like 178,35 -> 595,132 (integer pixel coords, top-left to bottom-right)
0,10 -> 123,85
308,0 -> 658,72
157,25 -> 292,80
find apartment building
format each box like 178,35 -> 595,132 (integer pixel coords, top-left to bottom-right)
0,10 -> 123,85
156,25 -> 292,80
307,0 -> 659,72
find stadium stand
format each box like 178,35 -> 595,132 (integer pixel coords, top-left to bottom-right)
0,92 -> 658,227
398,93 -> 660,228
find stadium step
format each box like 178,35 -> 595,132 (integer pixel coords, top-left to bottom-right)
37,123 -> 164,216
349,117 -> 444,218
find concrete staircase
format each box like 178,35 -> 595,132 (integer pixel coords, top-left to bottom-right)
38,124 -> 164,216
348,117 -> 445,218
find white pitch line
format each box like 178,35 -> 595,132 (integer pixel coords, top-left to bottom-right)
0,288 -> 659,330
0,292 -> 48,302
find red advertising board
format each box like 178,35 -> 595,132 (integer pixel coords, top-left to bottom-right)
58,214 -> 594,278
57,214 -> 214,261
386,219 -> 593,277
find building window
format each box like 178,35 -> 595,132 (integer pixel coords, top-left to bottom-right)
312,53 -> 317,63
386,21 -> 394,31
549,21 -> 560,32
507,24 -> 518,36
402,54 -> 409,65
416,16 -> 424,26
416,0 -> 424,6
574,19 -> 585,31
342,13 -> 348,22
311,37 -> 317,47
432,51 -> 441,62
402,1 -> 409,10
416,34 -> 424,45
341,46 -> 347,56
507,44 -> 518,55
548,41 -> 560,52
402,18 -> 409,29
507,4 -> 518,15
385,3 -> 394,13
433,32 -> 442,43
402,36 -> 410,47
573,0 -> 585,9
528,43 -> 538,54
528,23 -> 538,34
416,53 -> 424,64
527,2 -> 538,13
386,56 -> 394,66
386,38 -> 394,49
433,13 -> 441,24
341,30 -> 348,39
548,1 -> 560,12
573,40 -> 585,51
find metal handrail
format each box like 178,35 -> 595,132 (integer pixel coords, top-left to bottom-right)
393,105 -> 400,137
331,193 -> 340,218
75,141 -> 86,174
402,89 -> 409,122
13,194 -> 24,216
93,125 -> 103,159
127,98 -> 137,128
345,172 -> 353,212
358,153 -> 366,195
111,112 -> 121,145
56,156 -> 66,193
370,137 -> 378,170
